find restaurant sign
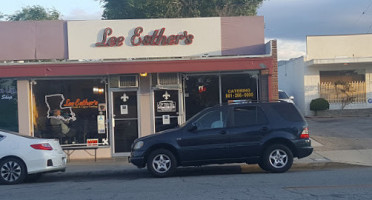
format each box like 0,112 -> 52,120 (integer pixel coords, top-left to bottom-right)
96,27 -> 194,47
63,98 -> 99,109
67,18 -> 221,60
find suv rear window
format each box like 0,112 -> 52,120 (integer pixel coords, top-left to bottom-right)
271,103 -> 303,122
233,106 -> 267,127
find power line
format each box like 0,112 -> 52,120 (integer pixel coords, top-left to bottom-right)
355,0 -> 372,23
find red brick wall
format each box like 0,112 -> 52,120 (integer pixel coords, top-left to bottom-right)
271,40 -> 279,101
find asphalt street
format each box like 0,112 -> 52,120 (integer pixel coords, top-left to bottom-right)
0,162 -> 371,200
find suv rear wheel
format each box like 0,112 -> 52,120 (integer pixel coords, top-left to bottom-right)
261,144 -> 293,173
147,149 -> 177,177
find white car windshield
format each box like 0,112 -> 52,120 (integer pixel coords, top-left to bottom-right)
279,91 -> 289,99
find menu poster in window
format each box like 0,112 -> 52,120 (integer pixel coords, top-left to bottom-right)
97,115 -> 105,134
87,139 -> 98,146
162,115 -> 170,125
154,90 -> 179,116
120,105 -> 128,115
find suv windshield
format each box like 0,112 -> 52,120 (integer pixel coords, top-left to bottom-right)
179,107 -> 215,128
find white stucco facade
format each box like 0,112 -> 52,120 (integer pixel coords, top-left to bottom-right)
279,34 -> 372,116
278,57 -> 306,113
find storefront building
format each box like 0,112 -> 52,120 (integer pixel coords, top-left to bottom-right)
279,34 -> 372,116
0,17 -> 278,159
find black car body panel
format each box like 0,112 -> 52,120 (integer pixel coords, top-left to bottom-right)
129,102 -> 313,172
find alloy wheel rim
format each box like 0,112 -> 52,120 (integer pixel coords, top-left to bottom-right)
1,161 -> 22,182
269,149 -> 288,168
152,154 -> 171,173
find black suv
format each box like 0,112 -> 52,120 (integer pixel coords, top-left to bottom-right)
129,102 -> 313,177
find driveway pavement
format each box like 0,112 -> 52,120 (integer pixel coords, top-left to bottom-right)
306,116 -> 372,166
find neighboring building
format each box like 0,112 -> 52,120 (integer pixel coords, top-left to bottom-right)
0,17 -> 278,159
279,34 -> 372,116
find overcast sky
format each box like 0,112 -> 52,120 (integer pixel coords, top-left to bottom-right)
2,0 -> 372,60
258,0 -> 372,60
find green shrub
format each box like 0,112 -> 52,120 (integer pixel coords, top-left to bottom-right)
310,98 -> 329,111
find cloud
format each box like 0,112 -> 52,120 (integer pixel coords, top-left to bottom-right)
62,8 -> 102,20
259,0 -> 372,60
259,0 -> 372,41
266,38 -> 306,60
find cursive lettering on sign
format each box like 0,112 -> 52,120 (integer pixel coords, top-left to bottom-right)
95,27 -> 125,47
130,27 -> 194,46
96,27 -> 194,48
63,98 -> 99,108
1,95 -> 13,100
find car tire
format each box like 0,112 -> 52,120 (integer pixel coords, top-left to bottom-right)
258,160 -> 269,172
147,149 -> 177,178
0,157 -> 27,185
261,144 -> 293,173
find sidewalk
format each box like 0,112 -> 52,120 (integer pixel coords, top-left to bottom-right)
299,137 -> 372,167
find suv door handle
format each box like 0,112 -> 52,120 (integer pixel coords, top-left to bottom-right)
219,130 -> 227,135
259,127 -> 269,133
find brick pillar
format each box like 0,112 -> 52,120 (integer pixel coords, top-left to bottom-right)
271,40 -> 279,101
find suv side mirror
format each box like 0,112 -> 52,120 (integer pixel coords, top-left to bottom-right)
289,96 -> 294,100
187,123 -> 198,132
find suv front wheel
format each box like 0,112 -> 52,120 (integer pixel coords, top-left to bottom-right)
147,149 -> 177,177
261,144 -> 293,173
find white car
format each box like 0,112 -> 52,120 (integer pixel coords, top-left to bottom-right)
279,90 -> 295,104
0,130 -> 67,184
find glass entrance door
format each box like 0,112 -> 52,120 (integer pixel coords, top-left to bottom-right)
111,90 -> 138,154
153,89 -> 180,132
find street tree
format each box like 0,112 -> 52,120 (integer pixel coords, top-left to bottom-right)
100,0 -> 264,19
7,5 -> 60,21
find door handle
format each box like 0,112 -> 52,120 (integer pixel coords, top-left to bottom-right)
259,127 -> 269,133
219,130 -> 227,135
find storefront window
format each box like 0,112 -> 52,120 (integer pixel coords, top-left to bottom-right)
0,79 -> 18,132
185,73 -> 258,120
33,79 -> 107,146
185,75 -> 219,120
221,74 -> 258,103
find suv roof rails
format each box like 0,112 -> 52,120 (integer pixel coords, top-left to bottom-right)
213,100 -> 283,107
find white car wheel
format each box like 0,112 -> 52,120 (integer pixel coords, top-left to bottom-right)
0,158 -> 27,185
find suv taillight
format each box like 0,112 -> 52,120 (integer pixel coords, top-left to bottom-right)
31,143 -> 53,150
300,127 -> 309,139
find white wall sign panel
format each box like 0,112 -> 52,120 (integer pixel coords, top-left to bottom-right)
68,18 -> 222,60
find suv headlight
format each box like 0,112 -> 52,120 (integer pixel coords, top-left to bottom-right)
133,141 -> 144,150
